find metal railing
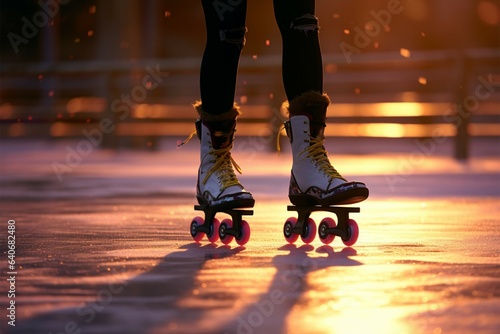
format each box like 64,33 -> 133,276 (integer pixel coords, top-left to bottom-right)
1,48 -> 499,159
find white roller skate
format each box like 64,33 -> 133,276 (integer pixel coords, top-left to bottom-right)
186,104 -> 254,245
194,104 -> 254,210
285,92 -> 369,206
281,92 -> 368,246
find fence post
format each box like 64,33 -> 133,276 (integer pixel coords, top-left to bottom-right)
453,55 -> 470,160
40,9 -> 60,122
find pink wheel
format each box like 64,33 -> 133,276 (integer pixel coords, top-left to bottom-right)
342,219 -> 359,246
207,218 -> 220,243
284,217 -> 299,244
219,218 -> 234,245
301,218 -> 317,244
235,220 -> 251,246
190,216 -> 205,242
318,217 -> 336,245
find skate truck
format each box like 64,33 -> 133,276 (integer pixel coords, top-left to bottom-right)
190,204 -> 253,246
283,204 -> 360,246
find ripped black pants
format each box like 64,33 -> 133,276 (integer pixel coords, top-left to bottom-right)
200,0 -> 323,115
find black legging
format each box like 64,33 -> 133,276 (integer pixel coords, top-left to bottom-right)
200,0 -> 323,115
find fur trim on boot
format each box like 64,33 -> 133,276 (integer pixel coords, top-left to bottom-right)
284,92 -> 331,138
193,101 -> 241,122
286,91 -> 330,118
192,101 -> 242,148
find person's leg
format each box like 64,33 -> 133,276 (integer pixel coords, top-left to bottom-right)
200,0 -> 247,115
195,0 -> 254,209
273,0 -> 322,101
274,0 -> 369,205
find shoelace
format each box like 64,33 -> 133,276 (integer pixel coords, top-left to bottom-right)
299,136 -> 346,181
177,129 -> 197,148
276,123 -> 345,181
203,145 -> 242,190
276,124 -> 285,153
178,128 -> 243,190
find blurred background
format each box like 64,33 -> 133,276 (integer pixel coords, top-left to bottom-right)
1,0 -> 499,159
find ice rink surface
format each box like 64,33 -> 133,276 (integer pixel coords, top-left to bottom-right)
1,138 -> 499,334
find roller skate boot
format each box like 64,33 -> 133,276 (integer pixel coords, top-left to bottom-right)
282,92 -> 368,246
188,103 -> 253,245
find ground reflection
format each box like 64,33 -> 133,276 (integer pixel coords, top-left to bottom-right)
220,244 -> 363,333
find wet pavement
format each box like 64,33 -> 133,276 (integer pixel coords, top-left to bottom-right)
0,138 -> 499,334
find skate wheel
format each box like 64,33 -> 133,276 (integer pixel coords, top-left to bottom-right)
318,218 -> 336,245
301,218 -> 317,244
219,219 -> 234,245
207,218 -> 220,243
283,217 -> 299,244
342,219 -> 359,246
190,216 -> 205,242
235,220 -> 251,246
